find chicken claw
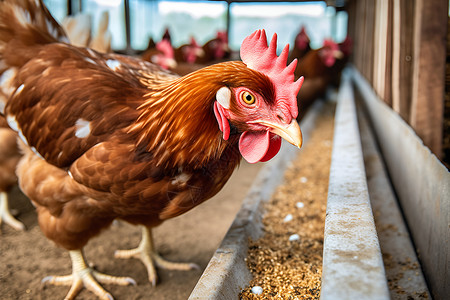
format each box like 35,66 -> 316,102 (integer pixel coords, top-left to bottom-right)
42,250 -> 136,300
0,192 -> 26,231
115,226 -> 199,286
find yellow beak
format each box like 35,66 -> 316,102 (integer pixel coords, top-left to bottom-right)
258,119 -> 303,148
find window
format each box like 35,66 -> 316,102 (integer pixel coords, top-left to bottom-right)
82,0 -> 127,50
130,0 -> 228,50
43,0 -> 347,53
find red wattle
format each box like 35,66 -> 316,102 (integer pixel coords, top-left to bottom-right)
239,131 -> 281,164
260,134 -> 282,162
213,102 -> 230,140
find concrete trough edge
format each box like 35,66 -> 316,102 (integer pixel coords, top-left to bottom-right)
188,100 -> 325,300
320,70 -> 390,300
357,102 -> 431,298
351,66 -> 450,299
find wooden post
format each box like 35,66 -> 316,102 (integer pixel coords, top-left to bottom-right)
392,0 -> 415,122
410,0 -> 447,158
373,0 -> 392,105
363,0 -> 375,84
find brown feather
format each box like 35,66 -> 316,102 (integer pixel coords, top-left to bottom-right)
0,0 -> 277,252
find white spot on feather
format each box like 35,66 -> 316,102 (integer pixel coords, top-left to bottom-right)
45,19 -> 59,39
106,59 -> 121,71
14,84 -> 25,96
171,173 -> 191,185
87,48 -> 97,57
0,99 -> 5,114
0,68 -> 18,96
75,119 -> 91,138
18,131 -> 29,146
84,57 -> 97,65
60,36 -> 71,44
6,115 -> 19,131
68,170 -> 74,179
31,147 -> 44,159
12,7 -> 32,27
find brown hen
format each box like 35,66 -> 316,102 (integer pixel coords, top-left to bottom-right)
0,1 -> 303,299
0,116 -> 24,231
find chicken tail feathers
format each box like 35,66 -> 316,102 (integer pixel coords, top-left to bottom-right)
0,0 -> 69,115
0,0 -> 68,47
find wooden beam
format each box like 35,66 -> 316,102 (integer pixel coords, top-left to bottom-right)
383,0 -> 393,105
410,0 -> 447,158
392,0 -> 414,122
362,0 -> 375,84
373,0 -> 391,103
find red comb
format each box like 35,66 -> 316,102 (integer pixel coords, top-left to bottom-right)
323,38 -> 339,51
240,30 -> 303,118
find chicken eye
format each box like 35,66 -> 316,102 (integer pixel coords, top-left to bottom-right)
241,91 -> 255,105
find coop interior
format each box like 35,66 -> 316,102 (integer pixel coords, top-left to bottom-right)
0,1 -> 449,300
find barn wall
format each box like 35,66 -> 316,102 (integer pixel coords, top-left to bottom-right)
347,0 -> 448,160
346,1 -> 449,299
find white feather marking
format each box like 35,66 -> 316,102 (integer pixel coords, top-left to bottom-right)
6,115 -> 19,131
87,48 -> 97,57
68,170 -> 74,179
106,59 -> 121,71
0,99 -> 5,115
84,57 -> 97,65
18,130 -> 28,146
216,87 -> 231,109
15,84 -> 25,96
13,7 -> 32,27
31,147 -> 44,159
60,36 -> 71,44
0,68 -> 18,96
75,119 -> 91,138
172,173 -> 192,185
45,19 -> 59,39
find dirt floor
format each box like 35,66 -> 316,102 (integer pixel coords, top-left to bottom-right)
0,161 -> 262,300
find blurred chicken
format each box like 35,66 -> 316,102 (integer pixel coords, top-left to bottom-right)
141,31 -> 177,70
62,11 -> 111,53
0,116 -> 24,231
289,26 -> 311,63
161,27 -> 172,44
295,39 -> 343,119
174,36 -> 205,64
62,13 -> 92,48
142,39 -> 177,70
196,31 -> 231,64
329,36 -> 353,87
89,11 -> 112,53
0,1 -> 303,299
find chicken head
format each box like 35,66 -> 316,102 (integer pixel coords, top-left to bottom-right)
213,30 -> 303,163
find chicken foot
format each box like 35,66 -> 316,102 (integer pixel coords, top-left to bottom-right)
0,191 -> 25,231
114,226 -> 199,286
42,249 -> 136,300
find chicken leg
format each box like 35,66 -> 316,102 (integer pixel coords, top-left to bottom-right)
114,226 -> 199,285
0,191 -> 25,231
42,249 -> 136,300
